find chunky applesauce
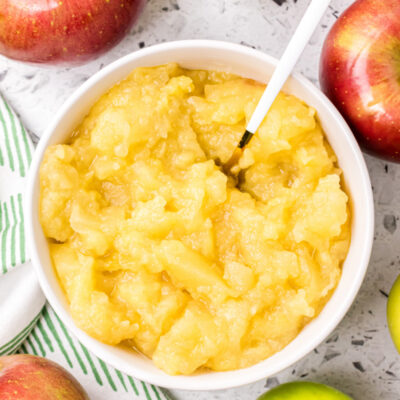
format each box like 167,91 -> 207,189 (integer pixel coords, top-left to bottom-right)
40,63 -> 350,375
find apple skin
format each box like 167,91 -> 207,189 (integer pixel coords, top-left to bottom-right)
388,275 -> 400,353
0,0 -> 145,65
320,0 -> 400,161
0,354 -> 89,399
258,382 -> 352,400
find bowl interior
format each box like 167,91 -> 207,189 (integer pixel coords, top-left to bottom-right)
28,40 -> 374,391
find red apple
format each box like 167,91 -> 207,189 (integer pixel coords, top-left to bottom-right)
0,0 -> 145,65
0,354 -> 89,399
320,0 -> 400,161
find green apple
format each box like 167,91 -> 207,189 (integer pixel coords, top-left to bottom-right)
258,382 -> 352,400
388,275 -> 400,352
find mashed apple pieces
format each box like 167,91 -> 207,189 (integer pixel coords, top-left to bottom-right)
40,63 -> 350,375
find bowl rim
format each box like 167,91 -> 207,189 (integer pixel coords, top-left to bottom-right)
26,39 -> 374,391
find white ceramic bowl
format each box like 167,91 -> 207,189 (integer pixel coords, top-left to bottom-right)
27,40 -> 374,391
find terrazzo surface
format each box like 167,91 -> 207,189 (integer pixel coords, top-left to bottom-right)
1,0 -> 399,399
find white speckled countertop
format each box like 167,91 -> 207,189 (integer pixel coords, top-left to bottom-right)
2,0 -> 399,399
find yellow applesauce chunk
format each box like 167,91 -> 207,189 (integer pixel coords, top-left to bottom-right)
39,63 -> 350,375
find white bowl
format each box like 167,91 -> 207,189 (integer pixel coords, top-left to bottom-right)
27,40 -> 374,391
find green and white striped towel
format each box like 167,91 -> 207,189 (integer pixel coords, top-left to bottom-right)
0,95 -> 171,400
0,93 -> 45,355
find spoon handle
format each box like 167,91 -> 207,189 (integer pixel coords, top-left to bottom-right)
246,0 -> 331,135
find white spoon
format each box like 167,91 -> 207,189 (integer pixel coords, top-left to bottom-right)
224,0 -> 331,173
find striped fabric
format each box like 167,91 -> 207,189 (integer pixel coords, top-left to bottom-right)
0,93 -> 44,357
0,94 -> 33,275
0,193 -> 27,274
0,310 -> 41,356
17,307 -> 172,400
0,94 -> 32,177
0,95 -> 171,400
